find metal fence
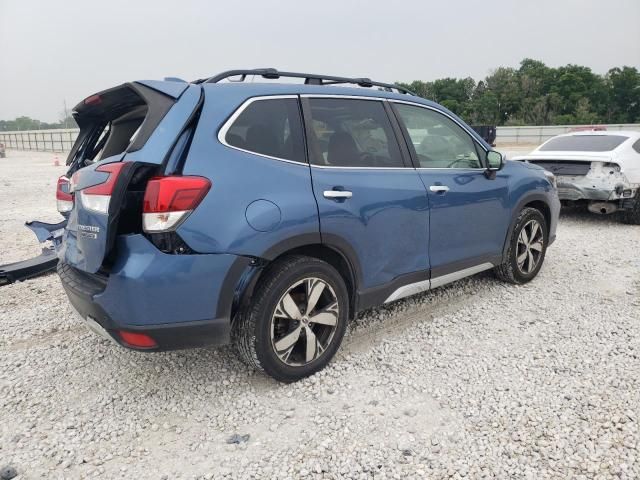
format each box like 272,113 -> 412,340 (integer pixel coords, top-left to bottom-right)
2,123 -> 640,152
0,128 -> 79,152
496,124 -> 640,144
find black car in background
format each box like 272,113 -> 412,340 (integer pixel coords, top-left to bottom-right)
472,125 -> 497,146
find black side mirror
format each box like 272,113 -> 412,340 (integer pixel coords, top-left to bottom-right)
484,150 -> 503,179
486,150 -> 504,171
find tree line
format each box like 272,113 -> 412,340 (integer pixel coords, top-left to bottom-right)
398,59 -> 639,126
2,59 -> 638,130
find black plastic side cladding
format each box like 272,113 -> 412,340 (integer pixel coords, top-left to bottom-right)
215,256 -> 256,322
501,193 -> 553,262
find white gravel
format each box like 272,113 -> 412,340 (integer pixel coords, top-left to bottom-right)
1,149 -> 639,479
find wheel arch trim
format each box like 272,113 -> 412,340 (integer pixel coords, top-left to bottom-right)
502,193 -> 552,260
229,233 -> 363,322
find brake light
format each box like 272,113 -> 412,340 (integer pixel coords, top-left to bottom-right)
118,330 -> 157,348
84,94 -> 102,106
56,176 -> 73,213
142,176 -> 211,232
79,162 -> 126,214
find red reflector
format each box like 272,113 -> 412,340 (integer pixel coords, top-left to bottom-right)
84,162 -> 126,195
56,176 -> 72,201
143,176 -> 211,213
118,330 -> 157,348
84,94 -> 102,105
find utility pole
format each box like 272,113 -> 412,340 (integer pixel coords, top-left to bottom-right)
63,100 -> 69,129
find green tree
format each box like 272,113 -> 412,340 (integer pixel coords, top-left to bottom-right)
606,67 -> 640,123
466,88 -> 500,125
397,59 -> 637,126
485,67 -> 521,124
573,98 -> 599,125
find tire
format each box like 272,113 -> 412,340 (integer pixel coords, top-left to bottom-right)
494,207 -> 548,285
621,191 -> 640,225
232,255 -> 349,383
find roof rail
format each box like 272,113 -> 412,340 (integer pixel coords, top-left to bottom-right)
194,68 -> 416,95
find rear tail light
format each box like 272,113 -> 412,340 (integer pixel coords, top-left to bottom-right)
118,330 -> 157,348
56,176 -> 73,213
142,176 -> 211,232
84,94 -> 102,106
78,162 -> 126,214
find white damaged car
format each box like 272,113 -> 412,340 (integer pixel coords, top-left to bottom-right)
513,131 -> 640,224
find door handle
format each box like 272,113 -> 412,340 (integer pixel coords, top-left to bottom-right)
429,185 -> 450,193
324,190 -> 353,199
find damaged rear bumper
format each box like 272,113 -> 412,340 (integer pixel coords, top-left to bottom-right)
0,247 -> 58,286
556,175 -> 638,210
0,220 -> 66,286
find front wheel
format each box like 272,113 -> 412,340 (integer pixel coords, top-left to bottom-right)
495,207 -> 548,284
232,255 -> 349,383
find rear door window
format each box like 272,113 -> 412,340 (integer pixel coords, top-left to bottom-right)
305,98 -> 404,168
223,98 -> 305,163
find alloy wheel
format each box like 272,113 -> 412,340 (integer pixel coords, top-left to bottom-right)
270,277 -> 339,367
516,219 -> 544,274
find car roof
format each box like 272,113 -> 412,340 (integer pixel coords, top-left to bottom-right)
528,130 -> 640,156
131,78 -> 492,150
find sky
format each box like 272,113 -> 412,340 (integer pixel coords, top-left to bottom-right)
1,0 -> 639,122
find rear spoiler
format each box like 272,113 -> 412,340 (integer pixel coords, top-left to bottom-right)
512,154 -> 613,163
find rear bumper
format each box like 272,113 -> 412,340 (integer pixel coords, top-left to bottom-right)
556,176 -> 637,205
557,184 -> 612,201
58,234 -> 252,351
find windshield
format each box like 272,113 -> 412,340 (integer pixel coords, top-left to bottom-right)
539,135 -> 628,152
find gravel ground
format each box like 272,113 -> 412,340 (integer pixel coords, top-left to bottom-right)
1,149 -> 639,479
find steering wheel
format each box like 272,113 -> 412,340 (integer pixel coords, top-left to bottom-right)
447,157 -> 475,168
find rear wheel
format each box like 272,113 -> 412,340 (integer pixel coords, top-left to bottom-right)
232,255 -> 348,383
495,207 -> 548,284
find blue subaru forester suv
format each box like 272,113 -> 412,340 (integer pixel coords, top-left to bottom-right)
56,69 -> 560,382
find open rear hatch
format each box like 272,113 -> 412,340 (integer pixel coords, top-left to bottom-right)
59,81 -> 196,274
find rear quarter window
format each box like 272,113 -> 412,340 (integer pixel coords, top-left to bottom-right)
223,98 -> 305,163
